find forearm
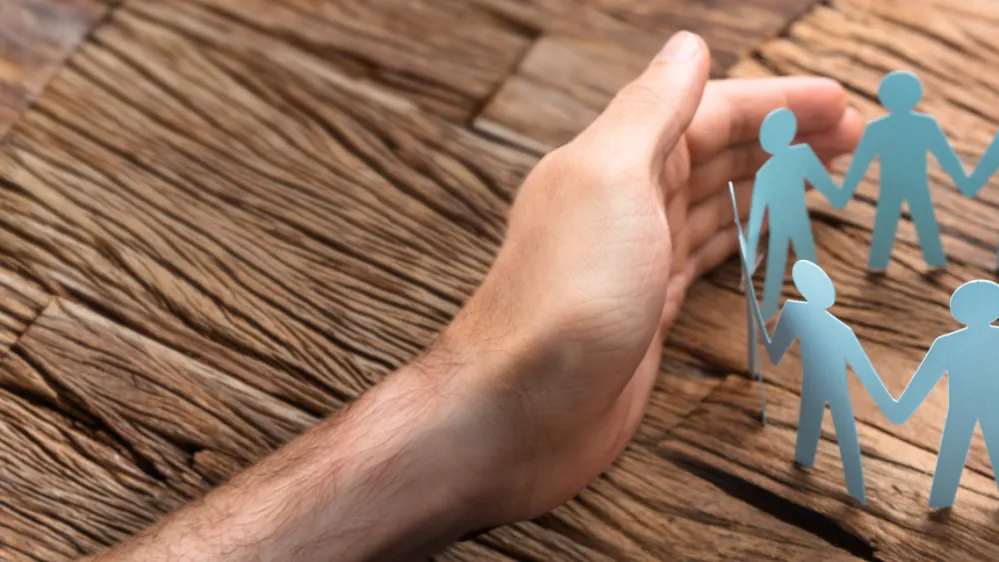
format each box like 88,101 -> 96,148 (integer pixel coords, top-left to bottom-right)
98,353 -> 487,562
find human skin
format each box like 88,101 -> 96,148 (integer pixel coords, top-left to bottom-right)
95,32 -> 864,562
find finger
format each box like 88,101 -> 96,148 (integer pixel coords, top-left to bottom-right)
686,224 -> 742,286
685,178 -> 753,259
577,31 -> 710,166
686,107 -> 865,205
802,106 -> 865,157
686,77 -> 851,164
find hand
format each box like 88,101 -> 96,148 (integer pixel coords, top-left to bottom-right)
435,32 -> 864,529
745,241 -> 759,276
94,33 -> 864,562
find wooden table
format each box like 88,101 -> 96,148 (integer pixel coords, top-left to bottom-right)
3,0 -> 999,559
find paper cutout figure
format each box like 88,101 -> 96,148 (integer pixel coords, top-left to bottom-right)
835,70 -> 973,270
750,262 -> 895,504
733,196 -> 893,502
885,280 -> 999,508
747,108 -> 843,319
733,182 -> 768,424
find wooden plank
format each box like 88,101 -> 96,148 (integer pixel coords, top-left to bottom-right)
474,7 -> 660,151
474,0 -> 825,151
586,0 -> 823,71
0,383 -> 182,561
0,297 -> 315,558
462,445 -> 862,561
0,0 -> 113,140
0,0 -> 528,411
173,0 -> 539,120
0,266 -> 48,353
658,376 -> 999,561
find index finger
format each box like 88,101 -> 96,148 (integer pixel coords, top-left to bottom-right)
687,77 -> 851,164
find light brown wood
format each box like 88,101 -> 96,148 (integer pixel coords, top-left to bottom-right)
475,0 -> 826,151
589,0 -> 823,71
178,0 -> 540,121
0,0 -> 112,140
5,0 -> 999,560
0,1 -> 804,559
659,376 -> 999,561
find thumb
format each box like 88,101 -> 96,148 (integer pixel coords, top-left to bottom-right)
580,31 -> 710,160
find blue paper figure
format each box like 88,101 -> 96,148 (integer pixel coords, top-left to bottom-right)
734,192 -> 894,502
733,182 -> 767,424
886,280 -> 999,508
835,70 -> 973,270
747,108 -> 843,319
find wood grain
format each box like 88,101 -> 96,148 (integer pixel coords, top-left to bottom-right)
0,0 -> 112,140
474,7 -> 661,152
659,376 -> 999,561
0,297 -> 318,558
0,266 -> 48,353
474,0 -> 826,151
6,0 -> 999,559
588,0 -> 823,71
0,0 -> 776,558
176,0 -> 540,121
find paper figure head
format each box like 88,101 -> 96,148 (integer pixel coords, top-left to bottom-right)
949,280 -> 999,326
792,260 -> 835,308
760,108 -> 797,154
879,70 -> 922,113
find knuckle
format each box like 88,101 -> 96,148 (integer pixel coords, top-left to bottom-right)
614,80 -> 664,113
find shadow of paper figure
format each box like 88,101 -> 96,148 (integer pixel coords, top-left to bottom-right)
886,280 -> 999,508
835,70 -> 975,271
746,108 -> 843,319
733,185 -> 894,503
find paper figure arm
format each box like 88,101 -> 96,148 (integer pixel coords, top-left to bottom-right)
802,148 -> 842,205
890,339 -> 947,424
758,304 -> 795,365
845,334 -> 897,416
837,129 -> 878,208
928,120 -> 973,195
966,132 -> 999,197
734,182 -> 794,365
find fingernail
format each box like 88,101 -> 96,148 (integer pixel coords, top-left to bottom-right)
656,31 -> 700,62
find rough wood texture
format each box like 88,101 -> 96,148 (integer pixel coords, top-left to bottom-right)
0,0 -> 791,559
475,0 -> 824,151
0,0 -> 112,140
589,0 -> 823,71
4,0 -> 999,560
179,0 -> 542,121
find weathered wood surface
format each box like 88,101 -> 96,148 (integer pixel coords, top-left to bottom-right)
0,0 -> 113,141
3,0 -> 999,560
474,0 -> 824,151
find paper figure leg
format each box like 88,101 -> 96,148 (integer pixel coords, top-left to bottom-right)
829,395 -> 866,503
907,190 -> 946,268
761,235 -> 790,319
928,411 -> 977,508
789,218 -> 817,263
868,195 -> 903,271
978,414 -> 999,496
746,295 -> 765,424
794,383 -> 824,469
